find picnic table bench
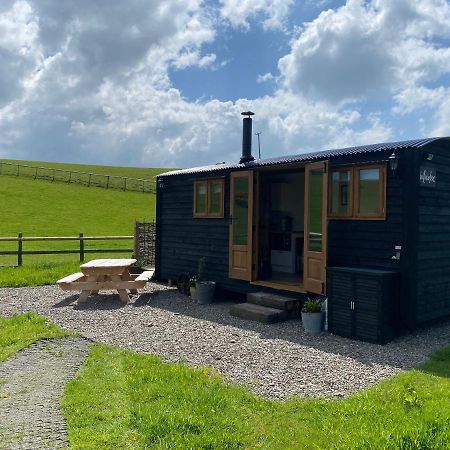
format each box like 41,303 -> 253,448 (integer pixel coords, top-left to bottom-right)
57,258 -> 153,304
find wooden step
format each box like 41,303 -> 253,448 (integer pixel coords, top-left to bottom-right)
247,291 -> 301,311
230,303 -> 290,324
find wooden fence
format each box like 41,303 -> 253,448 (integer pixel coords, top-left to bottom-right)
0,234 -> 134,266
0,161 -> 156,193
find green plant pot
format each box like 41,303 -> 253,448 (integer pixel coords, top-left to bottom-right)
301,312 -> 323,334
196,281 -> 216,304
190,286 -> 197,301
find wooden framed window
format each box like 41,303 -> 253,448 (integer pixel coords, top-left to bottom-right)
329,168 -> 353,217
354,165 -> 385,219
193,178 -> 224,218
329,164 -> 386,220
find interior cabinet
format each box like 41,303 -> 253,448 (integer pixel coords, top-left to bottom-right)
328,267 -> 400,344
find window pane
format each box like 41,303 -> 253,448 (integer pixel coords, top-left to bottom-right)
233,177 -> 248,245
358,168 -> 381,214
209,181 -> 223,214
195,182 -> 207,214
330,170 -> 350,214
308,170 -> 323,252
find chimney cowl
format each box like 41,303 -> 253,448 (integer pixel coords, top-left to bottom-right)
240,111 -> 255,164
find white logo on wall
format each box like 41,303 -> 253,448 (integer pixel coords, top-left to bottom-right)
419,166 -> 436,187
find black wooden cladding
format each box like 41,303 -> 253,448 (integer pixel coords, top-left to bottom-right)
415,141 -> 450,324
328,153 -> 402,272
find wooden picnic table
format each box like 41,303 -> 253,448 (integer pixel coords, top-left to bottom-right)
57,258 -> 153,304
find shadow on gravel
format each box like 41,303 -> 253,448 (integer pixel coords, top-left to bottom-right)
52,295 -> 78,308
55,294 -> 129,310
139,290 -> 450,372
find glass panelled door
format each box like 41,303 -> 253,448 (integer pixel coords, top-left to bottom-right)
304,161 -> 328,294
229,171 -> 253,280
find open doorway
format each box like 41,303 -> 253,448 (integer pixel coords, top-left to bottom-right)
256,169 -> 305,290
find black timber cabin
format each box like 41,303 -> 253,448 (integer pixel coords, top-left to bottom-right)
155,112 -> 450,343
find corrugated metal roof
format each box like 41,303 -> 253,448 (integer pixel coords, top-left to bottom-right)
159,137 -> 444,178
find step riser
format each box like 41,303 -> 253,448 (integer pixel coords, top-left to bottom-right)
230,305 -> 289,323
247,292 -> 301,311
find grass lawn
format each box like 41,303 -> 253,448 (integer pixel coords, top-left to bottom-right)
63,344 -> 450,450
0,158 -> 175,180
0,175 -> 156,286
0,312 -> 68,362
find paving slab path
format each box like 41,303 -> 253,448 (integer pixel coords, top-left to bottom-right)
0,337 -> 90,450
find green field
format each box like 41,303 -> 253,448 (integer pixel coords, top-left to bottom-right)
0,158 -> 175,180
0,173 -> 157,286
63,343 -> 450,449
0,313 -> 68,362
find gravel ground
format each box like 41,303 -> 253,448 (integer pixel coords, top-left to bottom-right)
0,283 -> 449,400
0,337 -> 90,449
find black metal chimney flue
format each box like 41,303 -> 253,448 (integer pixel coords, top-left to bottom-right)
240,111 -> 255,164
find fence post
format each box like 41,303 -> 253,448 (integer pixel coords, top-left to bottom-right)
79,233 -> 84,262
123,177 -> 126,191
106,175 -> 110,189
17,233 -> 23,266
0,161 -> 2,174
88,173 -> 92,187
17,164 -> 20,176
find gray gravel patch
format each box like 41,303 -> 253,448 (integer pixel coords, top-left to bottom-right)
0,336 -> 90,449
0,283 -> 449,400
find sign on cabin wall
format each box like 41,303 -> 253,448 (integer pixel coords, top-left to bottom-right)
419,166 -> 436,187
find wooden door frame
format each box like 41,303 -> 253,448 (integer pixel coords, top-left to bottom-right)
228,171 -> 254,280
251,167 -> 306,292
303,160 -> 329,295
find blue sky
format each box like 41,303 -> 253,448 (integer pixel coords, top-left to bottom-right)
1,0 -> 450,168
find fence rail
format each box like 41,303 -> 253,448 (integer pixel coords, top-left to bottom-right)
0,161 -> 156,193
0,233 -> 134,266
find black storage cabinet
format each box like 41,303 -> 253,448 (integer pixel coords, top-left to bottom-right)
328,267 -> 400,344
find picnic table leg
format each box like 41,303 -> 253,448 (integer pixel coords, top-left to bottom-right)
91,274 -> 105,294
77,275 -> 98,304
121,270 -> 138,295
110,275 -> 131,304
77,290 -> 91,304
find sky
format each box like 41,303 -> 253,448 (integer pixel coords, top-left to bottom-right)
1,0 -> 450,169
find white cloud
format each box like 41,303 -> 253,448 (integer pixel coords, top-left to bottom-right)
173,52 -> 216,70
219,0 -> 294,30
257,72 -> 275,83
247,90 -> 392,154
0,0 -> 220,164
279,0 -> 450,103
393,85 -> 447,114
1,0 -> 448,171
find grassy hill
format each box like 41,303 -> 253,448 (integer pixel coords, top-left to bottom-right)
0,158 -> 176,180
0,169 -> 160,286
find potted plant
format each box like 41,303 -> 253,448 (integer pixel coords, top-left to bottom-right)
195,257 -> 216,304
189,276 -> 197,300
301,297 -> 324,333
